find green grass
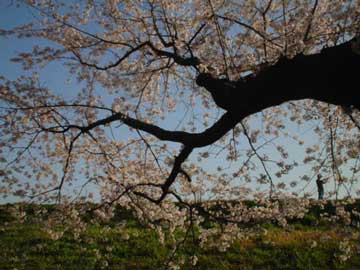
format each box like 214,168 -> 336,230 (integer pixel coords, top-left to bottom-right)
1,203 -> 360,270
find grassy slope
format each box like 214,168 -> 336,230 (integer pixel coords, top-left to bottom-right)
0,203 -> 360,270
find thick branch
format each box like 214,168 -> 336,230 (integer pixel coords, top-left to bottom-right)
197,37 -> 360,113
82,111 -> 237,148
159,145 -> 193,201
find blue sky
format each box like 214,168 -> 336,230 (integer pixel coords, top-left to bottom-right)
1,2 -> 357,203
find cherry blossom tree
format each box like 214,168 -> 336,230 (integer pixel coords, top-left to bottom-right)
1,0 -> 360,259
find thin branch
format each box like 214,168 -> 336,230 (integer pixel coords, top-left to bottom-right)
343,107 -> 360,131
136,129 -> 164,174
329,116 -> 350,198
179,168 -> 192,183
5,131 -> 41,169
303,0 -> 319,43
216,14 -> 283,49
241,121 -> 275,197
57,134 -> 79,202
73,40 -> 199,70
188,23 -> 206,45
208,0 -> 229,77
148,0 -> 174,48
26,2 -> 134,47
71,42 -> 148,70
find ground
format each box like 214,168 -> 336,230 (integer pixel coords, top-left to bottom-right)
0,202 -> 360,270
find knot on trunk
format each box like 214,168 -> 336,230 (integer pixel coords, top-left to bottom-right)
196,73 -> 238,111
